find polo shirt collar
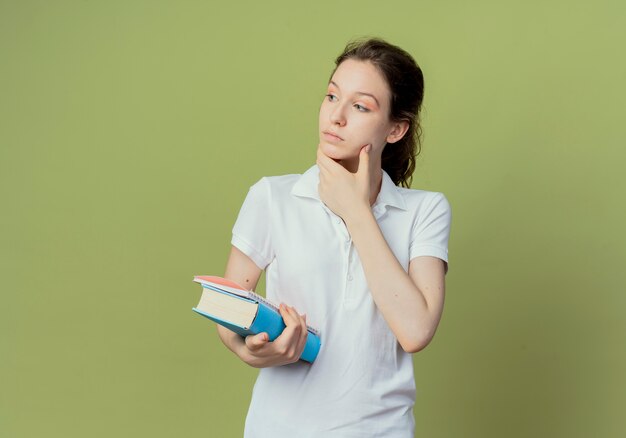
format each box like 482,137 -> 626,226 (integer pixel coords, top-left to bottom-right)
291,164 -> 407,212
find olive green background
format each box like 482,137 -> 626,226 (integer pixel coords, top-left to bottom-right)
1,1 -> 624,437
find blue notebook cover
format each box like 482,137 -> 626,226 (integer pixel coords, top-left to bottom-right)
193,291 -> 321,363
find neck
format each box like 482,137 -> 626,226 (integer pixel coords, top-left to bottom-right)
369,169 -> 383,206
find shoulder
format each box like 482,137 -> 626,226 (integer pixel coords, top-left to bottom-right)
258,173 -> 302,190
252,164 -> 319,196
251,173 -> 301,195
396,186 -> 451,215
245,173 -> 305,207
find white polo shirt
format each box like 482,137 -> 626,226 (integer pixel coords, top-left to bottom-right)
231,164 -> 451,438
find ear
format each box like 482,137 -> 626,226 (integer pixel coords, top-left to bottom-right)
386,120 -> 410,144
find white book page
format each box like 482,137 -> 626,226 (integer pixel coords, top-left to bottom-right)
194,277 -> 320,336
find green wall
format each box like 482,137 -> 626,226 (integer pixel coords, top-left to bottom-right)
1,1 -> 624,437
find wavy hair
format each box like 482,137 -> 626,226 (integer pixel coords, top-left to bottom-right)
331,37 -> 424,188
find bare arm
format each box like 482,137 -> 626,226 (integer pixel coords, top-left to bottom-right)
217,246 -> 309,367
215,246 -> 263,359
346,210 -> 446,353
316,144 -> 448,354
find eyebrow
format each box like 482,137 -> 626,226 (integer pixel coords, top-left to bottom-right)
329,81 -> 380,107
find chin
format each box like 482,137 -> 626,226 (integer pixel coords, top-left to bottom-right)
319,141 -> 357,161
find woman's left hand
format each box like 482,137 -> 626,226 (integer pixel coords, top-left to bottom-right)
316,143 -> 372,223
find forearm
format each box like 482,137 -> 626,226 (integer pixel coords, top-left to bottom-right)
217,246 -> 310,367
216,325 -> 261,367
345,208 -> 435,352
216,324 -> 246,357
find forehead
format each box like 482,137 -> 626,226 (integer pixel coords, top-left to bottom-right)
329,59 -> 390,101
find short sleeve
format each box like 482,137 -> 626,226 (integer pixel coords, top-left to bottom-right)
231,177 -> 274,270
409,192 -> 452,271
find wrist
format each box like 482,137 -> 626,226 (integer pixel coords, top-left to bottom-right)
344,204 -> 374,230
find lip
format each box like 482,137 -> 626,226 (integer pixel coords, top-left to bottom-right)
322,130 -> 344,141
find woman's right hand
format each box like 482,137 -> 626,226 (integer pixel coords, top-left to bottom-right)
217,246 -> 309,368
237,304 -> 309,368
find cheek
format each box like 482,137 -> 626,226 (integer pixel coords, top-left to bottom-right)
319,101 -> 331,119
355,119 -> 387,142
370,119 -> 392,141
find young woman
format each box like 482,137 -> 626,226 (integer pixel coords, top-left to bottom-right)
217,37 -> 452,437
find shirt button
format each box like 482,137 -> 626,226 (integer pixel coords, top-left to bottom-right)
347,274 -> 353,281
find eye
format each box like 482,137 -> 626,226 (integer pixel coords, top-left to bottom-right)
325,93 -> 337,102
354,103 -> 369,112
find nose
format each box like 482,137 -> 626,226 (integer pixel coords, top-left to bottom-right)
330,104 -> 346,126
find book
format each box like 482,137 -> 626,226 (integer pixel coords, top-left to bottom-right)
192,275 -> 321,363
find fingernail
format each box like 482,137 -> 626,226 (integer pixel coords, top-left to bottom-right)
365,144 -> 372,153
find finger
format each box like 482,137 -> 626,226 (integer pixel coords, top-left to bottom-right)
284,305 -> 301,326
317,145 -> 344,172
316,147 -> 333,173
279,304 -> 300,329
316,146 -> 324,164
317,158 -> 325,178
275,306 -> 302,353
286,307 -> 307,361
298,311 -> 307,333
316,142 -> 324,156
317,159 -> 330,179
297,313 -> 308,354
357,144 -> 371,175
245,332 -> 269,351
283,306 -> 305,342
356,144 -> 371,189
288,307 -> 307,342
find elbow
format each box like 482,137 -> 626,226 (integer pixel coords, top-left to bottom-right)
398,330 -> 435,354
400,339 -> 429,354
